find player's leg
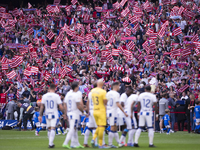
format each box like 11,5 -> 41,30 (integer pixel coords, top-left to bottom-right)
97,113 -> 107,148
63,117 -> 76,149
92,112 -> 99,141
88,114 -> 98,146
48,118 -> 57,148
84,126 -> 91,146
29,114 -> 34,130
23,114 -> 28,130
128,118 -> 137,146
134,114 -> 145,147
147,115 -> 155,147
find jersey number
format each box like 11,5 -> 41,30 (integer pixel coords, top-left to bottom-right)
46,100 -> 54,109
109,98 -> 113,106
143,99 -> 150,108
92,96 -> 99,105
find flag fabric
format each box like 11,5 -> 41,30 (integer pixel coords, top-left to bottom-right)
108,34 -> 115,44
123,20 -> 129,28
31,66 -> 39,73
1,63 -> 9,70
87,53 -> 93,61
43,47 -> 48,55
44,73 -> 51,81
120,0 -> 128,7
158,26 -> 166,38
178,84 -> 189,93
10,56 -> 23,68
64,37 -> 70,45
121,7 -> 130,17
28,43 -> 33,50
60,68 -> 67,78
172,27 -> 182,36
27,28 -> 34,35
112,49 -> 120,56
122,77 -> 131,83
28,3 -> 32,9
46,31 -> 55,40
106,52 -> 114,62
127,41 -> 135,50
100,34 -> 106,42
30,77 -> 35,88
24,68 -> 31,76
191,34 -> 199,42
19,48 -> 28,54
7,70 -> 17,79
71,0 -> 78,5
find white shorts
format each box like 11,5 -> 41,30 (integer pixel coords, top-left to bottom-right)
107,112 -> 118,126
46,118 -> 58,128
125,116 -> 137,129
196,118 -> 200,125
138,112 -> 153,128
41,123 -> 46,127
165,125 -> 170,128
35,122 -> 41,128
87,111 -> 97,128
118,117 -> 126,126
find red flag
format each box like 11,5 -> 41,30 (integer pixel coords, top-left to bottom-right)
178,84 -> 189,93
100,34 -> 106,42
28,43 -> 33,50
108,34 -> 115,44
123,20 -> 129,28
1,63 -> 9,70
30,77 -> 35,88
122,77 -> 131,83
10,56 -> 23,68
64,37 -> 70,46
127,41 -> 135,50
172,27 -> 182,36
120,0 -> 128,7
71,0 -> 78,5
31,66 -> 39,74
112,49 -> 120,56
121,7 -> 130,17
106,52 -> 114,62
28,3 -> 32,9
43,47 -> 48,55
27,28 -> 34,35
46,30 -> 55,40
158,26 -> 166,38
7,70 -> 17,79
44,73 -> 51,81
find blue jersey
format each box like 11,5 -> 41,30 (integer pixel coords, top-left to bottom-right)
81,115 -> 86,122
34,112 -> 40,123
163,114 -> 170,126
194,106 -> 200,119
85,117 -> 89,123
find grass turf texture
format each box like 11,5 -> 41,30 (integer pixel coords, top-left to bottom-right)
0,130 -> 199,150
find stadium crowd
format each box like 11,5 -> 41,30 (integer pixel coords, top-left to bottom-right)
0,0 -> 200,134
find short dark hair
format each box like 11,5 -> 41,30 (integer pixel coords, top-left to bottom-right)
111,81 -> 120,89
196,101 -> 200,105
71,81 -> 79,90
50,84 -> 56,90
145,85 -> 151,92
93,82 -> 97,88
61,93 -> 65,97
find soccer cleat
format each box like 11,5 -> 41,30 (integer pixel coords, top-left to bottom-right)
91,140 -> 95,148
48,145 -> 55,148
134,143 -> 139,147
99,145 -> 111,149
35,131 -> 39,136
56,132 -> 61,135
77,145 -> 84,148
149,144 -> 156,147
83,144 -> 90,148
109,145 -> 118,148
62,144 -> 71,149
160,129 -> 163,134
170,130 -> 174,133
127,143 -> 134,147
81,133 -> 85,136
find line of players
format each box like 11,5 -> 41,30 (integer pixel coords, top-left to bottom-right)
35,80 -> 159,148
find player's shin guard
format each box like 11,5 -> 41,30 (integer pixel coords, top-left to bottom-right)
84,128 -> 90,144
92,129 -> 98,145
60,127 -> 64,133
63,128 -> 74,145
134,128 -> 142,144
148,128 -> 154,145
83,126 -> 88,133
55,128 -> 58,134
98,127 -> 105,146
49,129 -> 55,146
167,128 -> 171,133
108,131 -> 114,145
114,132 -> 119,143
128,129 -> 136,144
48,129 -> 51,138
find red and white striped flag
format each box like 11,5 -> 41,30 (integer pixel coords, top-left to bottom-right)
95,7 -> 102,12
146,28 -> 154,35
172,27 -> 182,36
100,34 -> 106,42
66,67 -> 72,72
19,48 -> 28,54
191,34 -> 199,42
195,48 -> 200,55
46,30 -> 55,40
142,41 -> 150,54
113,2 -> 120,9
178,6 -> 185,15
171,0 -> 177,4
170,48 -> 180,58
27,28 -> 34,35
44,73 -> 51,81
24,68 -> 31,76
127,41 -> 135,50
12,8 -> 20,17
181,48 -> 191,57
121,7 -> 130,17
122,77 -> 131,83
71,0 -> 78,5
16,73 -> 21,83
43,47 -> 48,55
178,84 -> 189,93
31,66 -> 39,73
30,77 -> 35,88
106,52 -> 114,62
123,20 -> 129,28
10,56 -> 23,68
51,43 -> 57,49
61,68 -> 67,78
125,28 -> 131,36
28,3 -> 32,9
120,0 -> 128,7
87,53 -> 93,61
7,70 -> 17,79
112,49 -> 120,56
64,37 -> 70,46
31,51 -> 37,58
28,43 -> 33,50
108,34 -> 115,44
158,26 -> 166,38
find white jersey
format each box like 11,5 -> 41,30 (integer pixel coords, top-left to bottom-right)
42,92 -> 62,119
106,90 -> 120,114
138,92 -> 157,113
88,92 -> 93,111
64,90 -> 82,118
124,94 -> 138,116
118,93 -> 128,117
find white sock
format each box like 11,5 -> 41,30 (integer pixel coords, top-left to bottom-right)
108,131 -> 114,145
84,129 -> 90,144
119,134 -> 126,143
74,130 -> 80,146
134,128 -> 141,144
92,129 -> 98,145
48,130 -> 50,138
103,131 -> 105,145
114,132 -> 119,143
63,128 -> 74,145
49,129 -> 55,146
128,129 -> 136,144
148,128 -> 154,145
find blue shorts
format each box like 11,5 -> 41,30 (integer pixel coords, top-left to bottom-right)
42,116 -> 46,124
81,116 -> 86,122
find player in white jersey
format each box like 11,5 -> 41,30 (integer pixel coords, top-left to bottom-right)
62,82 -> 84,149
84,83 -> 98,147
118,87 -> 133,146
106,81 -> 128,148
134,85 -> 158,147
39,84 -> 65,148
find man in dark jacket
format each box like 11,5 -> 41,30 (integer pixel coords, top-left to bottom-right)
168,93 -> 177,131
175,104 -> 186,131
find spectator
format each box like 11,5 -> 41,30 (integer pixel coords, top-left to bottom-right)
22,87 -> 30,99
168,93 -> 177,131
29,87 -> 37,107
175,104 -> 186,131
6,98 -> 17,120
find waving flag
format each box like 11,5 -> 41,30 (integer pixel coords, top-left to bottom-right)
31,66 -> 39,74
43,47 -> 48,55
108,34 -> 115,44
44,73 -> 51,81
112,49 -> 120,56
127,41 -> 135,50
27,28 -> 34,35
10,56 -> 23,68
71,0 -> 78,5
47,31 -> 55,40
7,70 -> 17,79
28,3 -> 32,9
178,84 -> 189,93
122,77 -> 131,83
121,7 -> 130,17
172,27 -> 182,36
87,53 -> 93,61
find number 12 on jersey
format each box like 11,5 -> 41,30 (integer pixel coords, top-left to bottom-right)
143,99 -> 150,108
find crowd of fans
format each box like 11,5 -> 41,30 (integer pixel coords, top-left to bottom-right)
0,0 -> 200,133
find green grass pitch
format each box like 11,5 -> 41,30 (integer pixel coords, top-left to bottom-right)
0,130 -> 199,150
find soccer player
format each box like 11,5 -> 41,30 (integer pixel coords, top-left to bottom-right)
118,87 -> 133,146
134,85 -> 157,147
34,107 -> 42,136
62,81 -> 84,149
160,109 -> 171,134
84,82 -> 98,147
194,101 -> 200,133
91,79 -> 108,149
106,81 -> 128,148
39,84 -> 66,148
56,110 -> 65,135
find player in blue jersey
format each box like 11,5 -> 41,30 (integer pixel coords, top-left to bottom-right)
194,101 -> 200,133
34,107 -> 41,136
160,109 -> 171,134
56,110 -> 65,135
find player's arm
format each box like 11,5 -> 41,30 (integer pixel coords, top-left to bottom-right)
63,102 -> 67,116
58,103 -> 65,115
18,107 -> 24,124
39,104 -> 45,123
77,102 -> 84,113
154,102 -> 158,114
103,91 -> 108,106
160,119 -> 163,129
86,98 -> 89,113
117,102 -> 128,117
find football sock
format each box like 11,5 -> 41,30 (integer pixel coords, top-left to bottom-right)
98,127 -> 105,146
134,128 -> 142,144
63,128 -> 74,145
84,128 -> 90,144
93,127 -> 99,140
163,128 -> 167,131
108,131 -> 114,145
49,129 -> 55,146
60,127 -> 64,133
92,129 -> 98,145
119,133 -> 126,143
84,126 -> 88,133
128,129 -> 136,144
55,128 -> 58,134
167,128 -> 171,133
81,127 -> 84,133
38,127 -> 42,133
148,128 -> 154,145
48,129 -> 50,138
114,132 -> 119,143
